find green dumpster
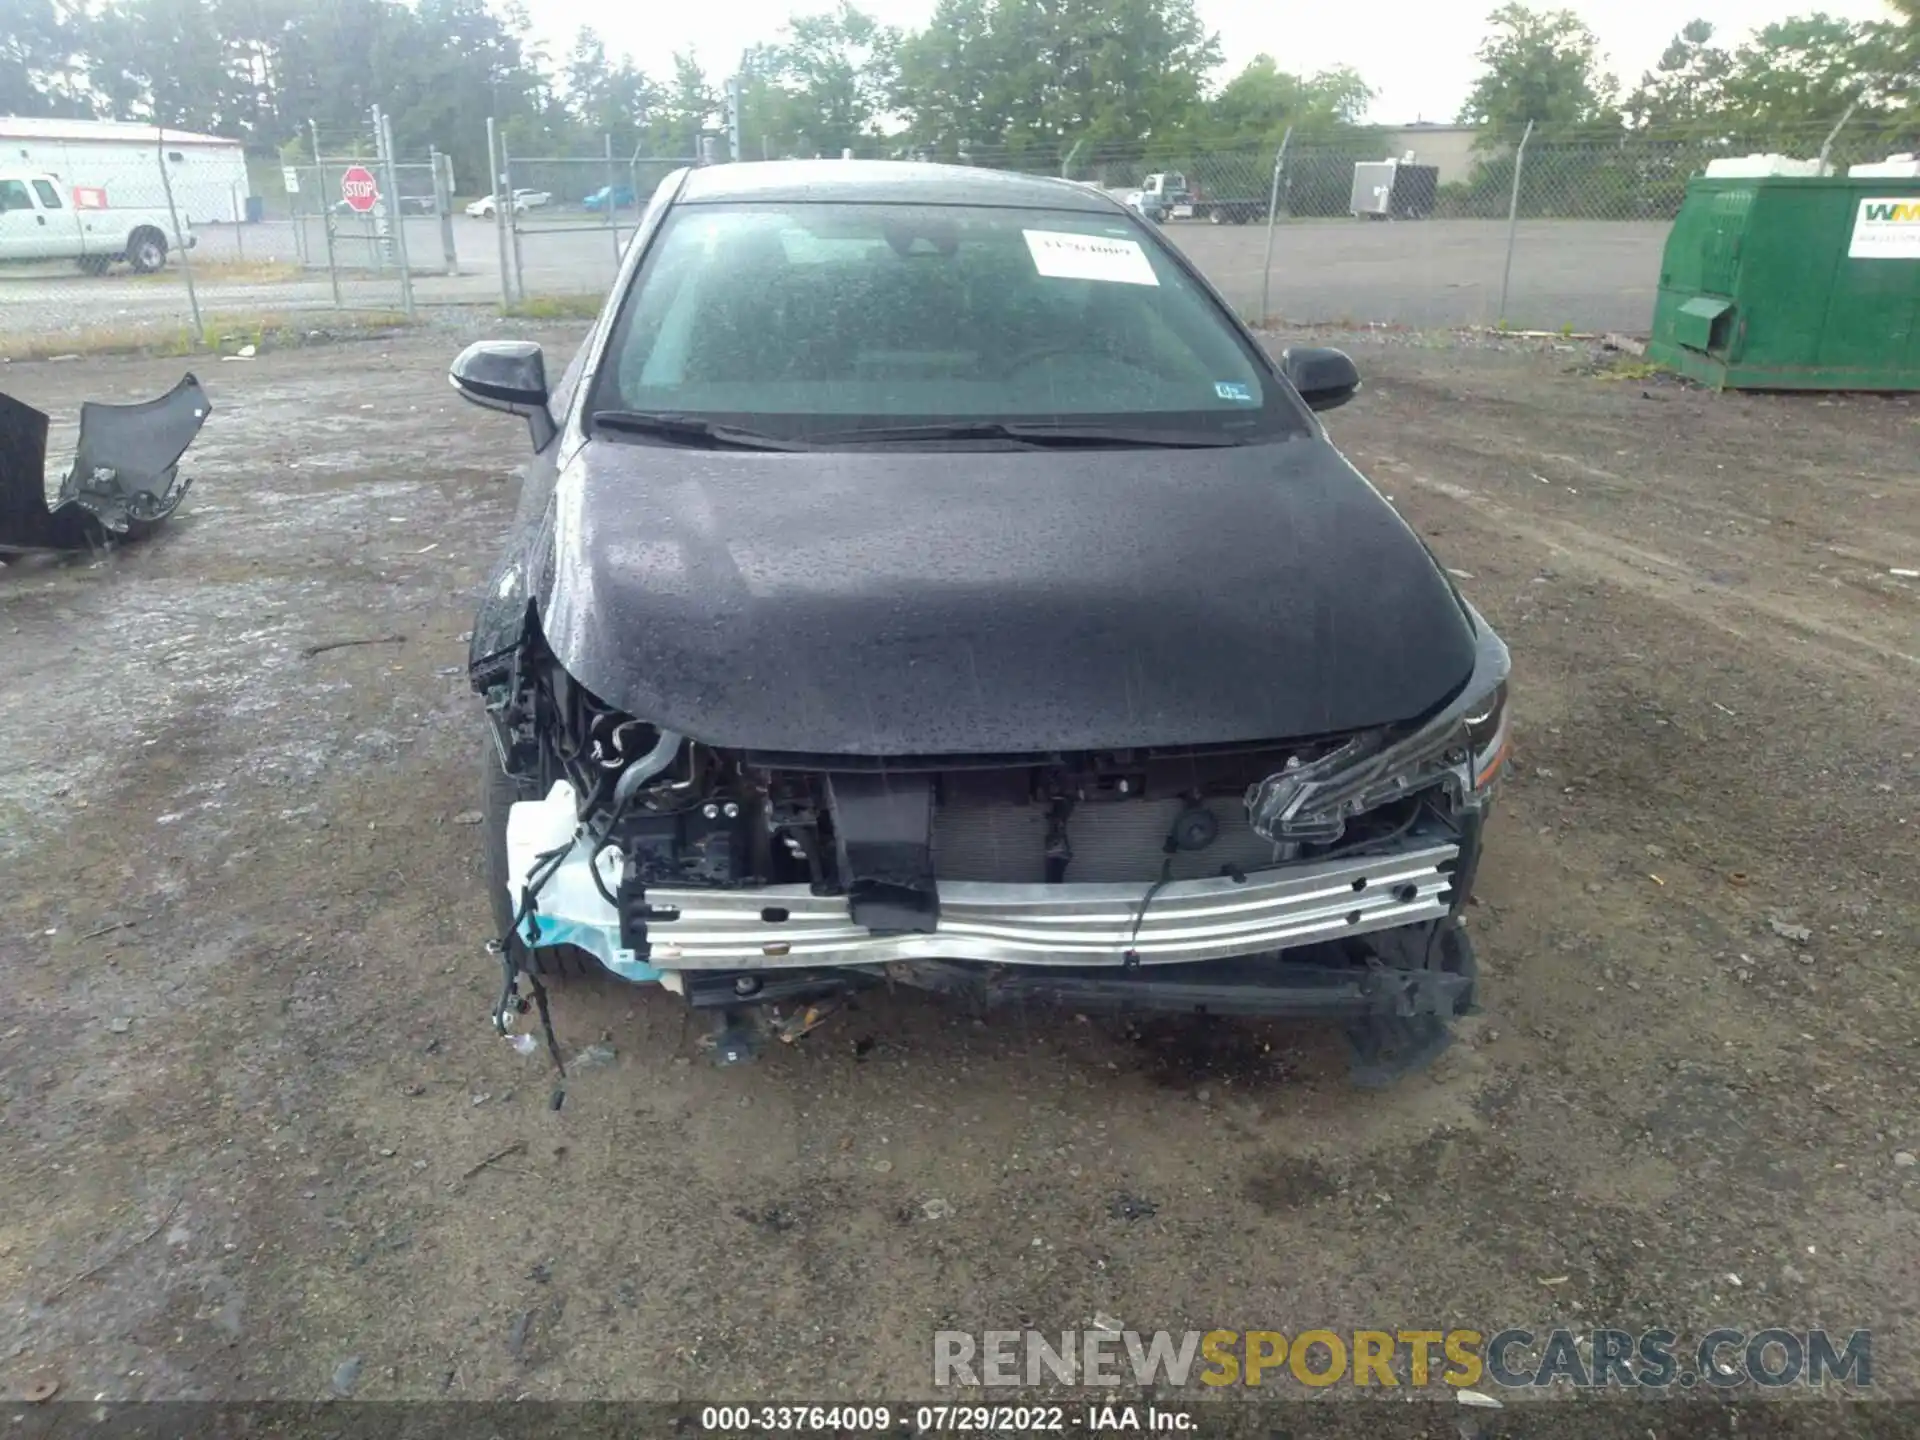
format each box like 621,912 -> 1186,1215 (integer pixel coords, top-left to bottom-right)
1647,175 -> 1920,390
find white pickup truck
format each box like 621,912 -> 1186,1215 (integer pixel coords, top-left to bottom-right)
0,172 -> 195,274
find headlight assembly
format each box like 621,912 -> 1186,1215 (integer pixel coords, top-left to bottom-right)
1245,615 -> 1510,845
1464,679 -> 1511,790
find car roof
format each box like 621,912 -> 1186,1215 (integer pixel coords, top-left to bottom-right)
675,160 -> 1120,212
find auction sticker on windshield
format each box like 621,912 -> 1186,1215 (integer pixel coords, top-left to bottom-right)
1024,229 -> 1158,286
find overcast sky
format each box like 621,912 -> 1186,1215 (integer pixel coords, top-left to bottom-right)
527,0 -> 1895,123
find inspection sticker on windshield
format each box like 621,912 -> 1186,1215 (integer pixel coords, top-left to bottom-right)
1215,381 -> 1255,403
1023,230 -> 1159,286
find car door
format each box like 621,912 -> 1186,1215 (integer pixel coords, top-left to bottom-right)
29,179 -> 84,258
0,179 -> 46,260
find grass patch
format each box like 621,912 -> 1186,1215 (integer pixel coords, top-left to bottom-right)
137,259 -> 308,285
502,294 -> 603,321
0,309 -> 415,363
1599,359 -> 1672,382
2,325 -> 199,362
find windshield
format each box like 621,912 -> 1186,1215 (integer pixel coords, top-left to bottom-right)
592,200 -> 1305,443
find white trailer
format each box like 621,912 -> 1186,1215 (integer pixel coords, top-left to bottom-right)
0,117 -> 251,226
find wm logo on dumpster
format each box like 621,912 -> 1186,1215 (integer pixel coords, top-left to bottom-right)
1849,196 -> 1920,259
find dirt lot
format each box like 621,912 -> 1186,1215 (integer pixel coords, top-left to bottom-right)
1,325 -> 1915,1415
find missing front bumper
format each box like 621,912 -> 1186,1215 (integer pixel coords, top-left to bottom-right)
504,781 -> 1479,1085
677,920 -> 1478,1087
685,924 -> 1474,1018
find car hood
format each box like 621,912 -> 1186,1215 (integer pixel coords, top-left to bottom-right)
531,434 -> 1479,755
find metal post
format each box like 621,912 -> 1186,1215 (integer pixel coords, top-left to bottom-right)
1258,126 -> 1292,327
1060,137 -> 1083,179
1498,118 -> 1534,328
605,131 -> 621,265
431,146 -> 458,275
311,120 -> 342,308
487,117 -> 513,307
378,108 -> 415,317
503,132 -> 524,303
232,181 -> 244,262
156,126 -> 202,345
368,106 -> 389,275
1817,100 -> 1858,175
292,167 -> 307,265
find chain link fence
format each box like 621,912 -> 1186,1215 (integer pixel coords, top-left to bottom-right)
0,118 -> 499,359
494,146 -> 695,304
644,118 -> 1897,336
11,113 -> 1907,358
281,156 -> 458,298
0,145 -> 213,358
1264,120 -> 1918,332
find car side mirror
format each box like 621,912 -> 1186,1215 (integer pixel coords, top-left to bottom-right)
449,340 -> 556,450
1281,346 -> 1361,412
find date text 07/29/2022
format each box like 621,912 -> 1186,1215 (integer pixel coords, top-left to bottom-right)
698,1405 -> 1190,1433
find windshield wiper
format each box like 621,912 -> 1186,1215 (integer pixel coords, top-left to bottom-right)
804,420 -> 1247,448
591,410 -> 812,451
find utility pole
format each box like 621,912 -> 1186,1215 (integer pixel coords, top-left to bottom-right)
310,118 -> 341,308
375,105 -> 414,318
724,74 -> 742,162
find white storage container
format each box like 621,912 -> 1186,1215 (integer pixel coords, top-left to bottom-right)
1848,154 -> 1920,178
1704,154 -> 1827,178
1351,161 -> 1396,217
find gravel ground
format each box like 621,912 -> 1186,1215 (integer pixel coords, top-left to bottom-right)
0,325 -> 1915,1421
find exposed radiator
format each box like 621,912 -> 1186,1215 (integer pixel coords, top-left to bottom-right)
932,797 -> 1284,884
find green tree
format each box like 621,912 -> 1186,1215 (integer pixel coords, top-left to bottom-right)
649,51 -> 717,156
1719,15 -> 1895,130
86,0 -> 242,130
896,0 -> 1220,162
891,0 -> 994,155
565,26 -> 665,157
1203,56 -> 1372,148
736,44 -> 805,158
751,3 -> 901,157
2,0 -> 90,116
67,0 -> 559,183
1626,20 -> 1732,130
408,0 -> 554,180
1459,3 -> 1616,139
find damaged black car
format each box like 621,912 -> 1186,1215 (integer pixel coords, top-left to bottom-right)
454,162 -> 1510,1085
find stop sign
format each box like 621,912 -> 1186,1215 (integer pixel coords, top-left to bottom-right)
340,165 -> 379,213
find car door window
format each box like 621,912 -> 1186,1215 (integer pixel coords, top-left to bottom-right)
0,180 -> 32,212
31,180 -> 61,209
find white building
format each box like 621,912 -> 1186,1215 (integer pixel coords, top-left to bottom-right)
1374,124 -> 1485,187
0,116 -> 252,225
